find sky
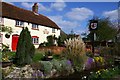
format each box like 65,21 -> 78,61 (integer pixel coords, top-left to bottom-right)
3,1 -> 119,36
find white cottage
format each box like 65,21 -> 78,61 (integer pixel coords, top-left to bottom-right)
0,2 -> 61,51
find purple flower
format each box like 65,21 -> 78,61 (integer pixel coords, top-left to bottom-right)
87,57 -> 94,65
37,71 -> 43,77
32,72 -> 37,77
66,60 -> 72,66
44,74 -> 47,77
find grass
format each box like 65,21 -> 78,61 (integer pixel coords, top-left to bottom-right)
2,51 -> 16,59
32,50 -> 45,62
53,54 -> 61,60
2,49 -> 62,62
2,49 -> 45,62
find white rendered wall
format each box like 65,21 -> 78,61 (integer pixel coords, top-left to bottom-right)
1,32 -> 12,50
2,17 -> 60,49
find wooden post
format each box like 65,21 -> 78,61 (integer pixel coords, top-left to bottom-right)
89,19 -> 98,54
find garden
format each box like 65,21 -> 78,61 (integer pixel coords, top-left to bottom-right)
1,18 -> 120,79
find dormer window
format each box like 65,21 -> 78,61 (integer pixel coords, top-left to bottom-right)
52,28 -> 55,33
16,20 -> 24,27
32,24 -> 39,30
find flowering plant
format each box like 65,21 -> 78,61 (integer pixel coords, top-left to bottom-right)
88,66 -> 120,79
93,56 -> 105,66
63,37 -> 87,72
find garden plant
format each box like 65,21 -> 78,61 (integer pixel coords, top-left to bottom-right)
14,27 -> 35,66
62,37 -> 87,72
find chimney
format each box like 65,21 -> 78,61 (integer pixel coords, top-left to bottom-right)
32,3 -> 38,13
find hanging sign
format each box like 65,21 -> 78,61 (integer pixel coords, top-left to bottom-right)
89,20 -> 98,31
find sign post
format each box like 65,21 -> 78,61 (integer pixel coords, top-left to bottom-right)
89,19 -> 98,54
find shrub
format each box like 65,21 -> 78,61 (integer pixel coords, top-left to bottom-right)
2,52 -> 15,62
88,66 -> 120,79
57,36 -> 65,47
51,59 -> 62,73
30,62 -> 42,70
62,37 -> 87,72
100,47 -> 113,57
60,59 -> 73,74
2,66 -> 14,78
114,42 -> 120,56
46,35 -> 57,46
51,59 -> 73,74
39,59 -> 73,77
40,61 -> 53,75
2,44 -> 10,52
14,27 -> 35,66
86,50 -> 94,58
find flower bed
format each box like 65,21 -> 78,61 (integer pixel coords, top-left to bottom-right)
88,66 -> 120,79
2,59 -> 74,79
46,64 -> 116,79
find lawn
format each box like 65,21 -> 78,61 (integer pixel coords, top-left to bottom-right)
2,49 -> 46,62
32,50 -> 45,62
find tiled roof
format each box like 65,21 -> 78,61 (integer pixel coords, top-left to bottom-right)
2,2 -> 60,29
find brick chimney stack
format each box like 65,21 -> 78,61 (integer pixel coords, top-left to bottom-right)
32,3 -> 38,13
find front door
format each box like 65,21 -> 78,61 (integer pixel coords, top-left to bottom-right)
12,35 -> 19,51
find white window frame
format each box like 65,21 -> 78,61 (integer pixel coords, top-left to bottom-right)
32,37 -> 39,44
52,28 -> 55,33
32,24 -> 39,29
16,20 -> 24,27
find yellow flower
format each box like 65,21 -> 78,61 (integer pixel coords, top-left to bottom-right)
97,70 -> 100,73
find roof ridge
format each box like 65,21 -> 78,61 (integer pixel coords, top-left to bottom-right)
2,2 -> 46,17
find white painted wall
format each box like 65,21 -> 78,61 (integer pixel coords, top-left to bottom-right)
2,17 -> 60,49
1,32 -> 12,50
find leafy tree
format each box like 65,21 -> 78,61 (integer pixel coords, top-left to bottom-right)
60,30 -> 67,42
57,36 -> 62,46
57,31 -> 67,46
67,29 -> 79,39
14,27 -> 35,66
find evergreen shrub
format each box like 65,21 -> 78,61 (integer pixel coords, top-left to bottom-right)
14,27 -> 35,66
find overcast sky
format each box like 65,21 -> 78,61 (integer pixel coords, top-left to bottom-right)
3,1 -> 119,35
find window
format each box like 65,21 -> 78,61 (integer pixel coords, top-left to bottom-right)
32,24 -> 39,30
16,20 -> 24,27
32,36 -> 39,44
52,28 -> 55,33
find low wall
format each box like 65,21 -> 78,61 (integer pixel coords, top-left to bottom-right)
38,46 -> 65,54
